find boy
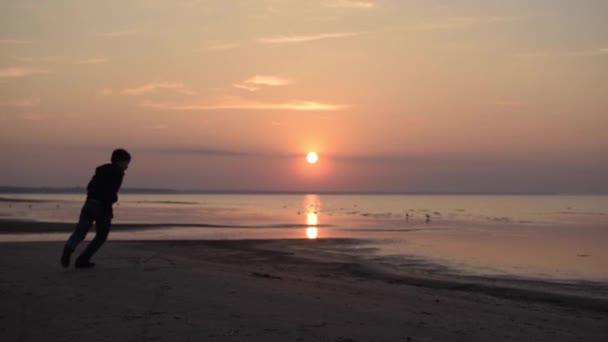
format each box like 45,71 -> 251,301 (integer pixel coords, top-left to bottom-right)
61,148 -> 131,268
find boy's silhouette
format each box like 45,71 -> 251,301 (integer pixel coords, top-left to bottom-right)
61,149 -> 131,268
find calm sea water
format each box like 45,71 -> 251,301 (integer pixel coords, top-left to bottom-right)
1,193 -> 607,282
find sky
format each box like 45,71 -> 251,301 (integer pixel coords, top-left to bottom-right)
1,0 -> 607,193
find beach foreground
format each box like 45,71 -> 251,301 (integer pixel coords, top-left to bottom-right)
0,240 -> 606,342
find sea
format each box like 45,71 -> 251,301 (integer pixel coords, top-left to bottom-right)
1,193 -> 607,283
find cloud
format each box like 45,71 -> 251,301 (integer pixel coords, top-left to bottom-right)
233,75 -> 292,91
148,146 -> 250,157
0,98 -> 41,107
141,99 -> 349,111
202,42 -> 244,51
98,88 -> 113,96
0,39 -> 34,45
396,15 -> 525,32
15,98 -> 41,107
254,15 -> 518,47
76,58 -> 109,65
21,113 -> 43,120
14,3 -> 39,9
180,0 -> 205,7
98,29 -> 138,37
149,124 -> 169,130
11,56 -> 64,63
0,67 -> 47,78
487,100 -> 527,107
450,16 -> 524,25
257,31 -> 362,44
201,30 -> 361,52
122,82 -> 196,96
245,75 -> 292,86
304,16 -> 341,22
516,48 -> 608,58
232,83 -> 260,92
325,0 -> 375,9
143,146 -> 299,159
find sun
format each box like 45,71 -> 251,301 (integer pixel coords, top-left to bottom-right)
306,152 -> 319,164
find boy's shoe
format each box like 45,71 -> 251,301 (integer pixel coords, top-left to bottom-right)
74,260 -> 96,269
60,246 -> 73,268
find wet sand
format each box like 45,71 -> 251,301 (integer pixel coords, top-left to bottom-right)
0,238 -> 607,341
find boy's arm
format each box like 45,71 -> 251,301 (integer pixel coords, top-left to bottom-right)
109,171 -> 124,204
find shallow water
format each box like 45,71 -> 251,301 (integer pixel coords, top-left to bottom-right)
1,193 -> 607,281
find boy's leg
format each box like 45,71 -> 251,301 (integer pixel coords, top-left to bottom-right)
61,202 -> 94,267
75,215 -> 111,268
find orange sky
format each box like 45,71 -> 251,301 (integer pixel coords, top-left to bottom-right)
1,0 -> 607,192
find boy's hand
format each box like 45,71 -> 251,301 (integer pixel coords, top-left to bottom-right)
106,208 -> 114,220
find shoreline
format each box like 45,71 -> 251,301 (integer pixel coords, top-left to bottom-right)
2,238 -> 608,312
0,240 -> 606,341
1,218 -> 607,294
0,219 -> 335,233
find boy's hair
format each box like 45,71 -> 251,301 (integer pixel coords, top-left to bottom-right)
111,148 -> 131,163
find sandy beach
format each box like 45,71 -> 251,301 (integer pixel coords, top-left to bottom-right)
1,230 -> 607,341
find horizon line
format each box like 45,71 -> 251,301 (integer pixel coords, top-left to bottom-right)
1,186 -> 606,196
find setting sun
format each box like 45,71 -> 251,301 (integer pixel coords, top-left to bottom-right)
306,152 -> 319,164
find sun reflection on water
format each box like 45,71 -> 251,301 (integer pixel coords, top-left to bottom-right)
306,212 -> 318,226
304,194 -> 320,239
306,227 -> 318,239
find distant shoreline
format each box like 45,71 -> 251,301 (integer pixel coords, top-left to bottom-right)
1,186 -> 599,196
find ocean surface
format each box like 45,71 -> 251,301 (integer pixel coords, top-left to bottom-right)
1,193 -> 607,282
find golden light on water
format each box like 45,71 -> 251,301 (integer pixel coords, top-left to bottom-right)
304,194 -> 320,239
306,212 -> 318,226
306,212 -> 319,239
306,227 -> 318,239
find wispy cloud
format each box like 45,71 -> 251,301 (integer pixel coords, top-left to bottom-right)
325,0 -> 375,9
141,99 -> 349,111
233,75 -> 292,91
15,98 -> 41,107
180,0 -> 205,8
232,83 -> 260,92
396,16 -> 524,32
245,75 -> 292,86
257,31 -> 362,44
516,48 -> 608,58
144,146 -> 299,159
98,88 -> 113,96
11,56 -> 64,63
0,98 -> 41,107
201,30 -> 362,52
76,58 -> 109,65
122,82 -> 196,96
254,15 -> 519,47
0,39 -> 34,45
0,67 -> 47,78
21,113 -> 43,121
14,3 -> 39,9
98,29 -> 138,37
487,100 -> 528,107
450,16 -> 524,25
202,42 -> 244,52
304,16 -> 341,22
148,124 -> 169,130
148,146 -> 251,157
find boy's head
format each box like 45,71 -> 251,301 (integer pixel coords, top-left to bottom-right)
111,148 -> 131,171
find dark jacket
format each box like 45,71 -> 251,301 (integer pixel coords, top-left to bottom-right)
86,163 -> 124,209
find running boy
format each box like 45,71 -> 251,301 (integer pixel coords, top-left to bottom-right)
61,148 -> 131,268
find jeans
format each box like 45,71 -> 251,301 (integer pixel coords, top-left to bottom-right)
65,199 -> 112,262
